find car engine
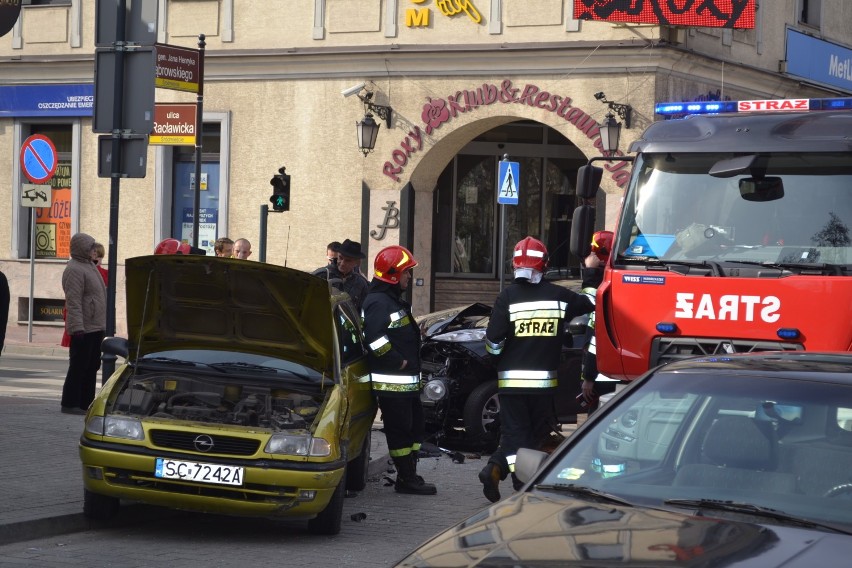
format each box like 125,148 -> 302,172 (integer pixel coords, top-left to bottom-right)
110,372 -> 323,431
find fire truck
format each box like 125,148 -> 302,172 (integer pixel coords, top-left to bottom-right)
571,97 -> 852,381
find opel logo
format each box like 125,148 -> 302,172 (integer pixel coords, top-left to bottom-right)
193,434 -> 215,452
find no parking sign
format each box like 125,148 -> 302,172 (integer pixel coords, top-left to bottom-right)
20,134 -> 58,184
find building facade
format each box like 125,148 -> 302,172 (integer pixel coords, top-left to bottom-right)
1,0 -> 850,335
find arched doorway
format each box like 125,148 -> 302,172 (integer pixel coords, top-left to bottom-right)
430,120 -> 592,310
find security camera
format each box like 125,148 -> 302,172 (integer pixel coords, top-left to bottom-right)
341,82 -> 366,98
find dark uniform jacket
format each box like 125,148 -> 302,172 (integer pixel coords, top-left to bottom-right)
485,279 -> 593,394
312,264 -> 368,310
362,280 -> 421,397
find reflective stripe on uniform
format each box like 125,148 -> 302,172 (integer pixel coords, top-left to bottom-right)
369,335 -> 392,356
371,373 -> 420,393
485,337 -> 505,355
508,300 -> 567,321
497,369 -> 557,389
388,309 -> 412,329
506,454 -> 517,473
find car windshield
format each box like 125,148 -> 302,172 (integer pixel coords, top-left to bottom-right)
537,370 -> 852,530
139,349 -> 325,383
617,152 -> 852,270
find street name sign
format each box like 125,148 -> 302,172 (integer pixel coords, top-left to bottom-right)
149,103 -> 197,146
155,43 -> 201,93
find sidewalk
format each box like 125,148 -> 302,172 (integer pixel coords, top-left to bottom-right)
1,322 -> 67,358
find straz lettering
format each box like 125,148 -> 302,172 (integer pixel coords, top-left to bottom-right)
737,99 -> 809,112
514,318 -> 557,337
674,293 -> 781,323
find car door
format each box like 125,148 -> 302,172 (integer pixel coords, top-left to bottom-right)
335,301 -> 376,459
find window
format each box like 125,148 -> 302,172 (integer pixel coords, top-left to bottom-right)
336,305 -> 365,365
800,0 -> 821,27
19,123 -> 75,260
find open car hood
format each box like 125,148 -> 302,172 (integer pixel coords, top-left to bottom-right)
125,255 -> 334,373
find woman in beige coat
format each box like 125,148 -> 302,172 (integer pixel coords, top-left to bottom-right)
60,233 -> 106,415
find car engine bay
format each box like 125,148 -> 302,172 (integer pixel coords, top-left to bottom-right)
110,371 -> 324,431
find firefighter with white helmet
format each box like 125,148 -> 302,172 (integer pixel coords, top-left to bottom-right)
362,245 -> 437,495
478,236 -> 594,502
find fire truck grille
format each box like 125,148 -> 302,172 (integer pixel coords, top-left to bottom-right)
650,337 -> 803,367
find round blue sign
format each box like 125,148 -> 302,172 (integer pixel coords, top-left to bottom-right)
20,134 -> 58,184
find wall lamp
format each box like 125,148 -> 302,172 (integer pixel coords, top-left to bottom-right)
599,113 -> 621,157
344,83 -> 393,156
594,91 -> 632,129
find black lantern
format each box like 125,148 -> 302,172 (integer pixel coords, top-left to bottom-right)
356,113 -> 380,156
599,113 -> 621,157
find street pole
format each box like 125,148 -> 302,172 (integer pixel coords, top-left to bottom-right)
191,34 -> 205,248
259,204 -> 268,262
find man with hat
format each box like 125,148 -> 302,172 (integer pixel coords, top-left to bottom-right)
312,239 -> 369,310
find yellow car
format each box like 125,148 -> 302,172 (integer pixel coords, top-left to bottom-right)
79,255 -> 376,535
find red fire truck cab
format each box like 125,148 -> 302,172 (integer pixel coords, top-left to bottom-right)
572,98 -> 852,381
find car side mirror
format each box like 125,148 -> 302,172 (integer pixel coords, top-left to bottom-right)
101,336 -> 129,359
514,447 -> 549,485
568,314 -> 589,336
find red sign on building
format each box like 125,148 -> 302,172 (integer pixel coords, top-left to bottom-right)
574,0 -> 755,29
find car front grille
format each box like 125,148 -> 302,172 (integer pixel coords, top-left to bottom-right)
650,337 -> 803,367
149,429 -> 262,456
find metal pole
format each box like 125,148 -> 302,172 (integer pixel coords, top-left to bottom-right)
499,204 -> 506,293
102,0 -> 128,382
259,204 -> 268,262
191,34 -> 205,248
27,207 -> 35,342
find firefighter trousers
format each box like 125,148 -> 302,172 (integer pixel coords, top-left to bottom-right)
488,392 -> 554,478
377,394 -> 426,458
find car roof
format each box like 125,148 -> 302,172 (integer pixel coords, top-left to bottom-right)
657,352 -> 852,385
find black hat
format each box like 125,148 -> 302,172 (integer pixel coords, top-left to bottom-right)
338,239 -> 366,259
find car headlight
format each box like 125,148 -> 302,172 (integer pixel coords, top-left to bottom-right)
86,415 -> 145,441
422,379 -> 448,402
265,433 -> 331,457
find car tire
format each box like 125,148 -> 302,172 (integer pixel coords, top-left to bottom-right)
346,431 -> 371,492
83,489 -> 120,520
463,380 -> 500,450
308,469 -> 346,536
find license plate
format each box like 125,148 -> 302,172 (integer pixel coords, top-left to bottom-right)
155,458 -> 244,486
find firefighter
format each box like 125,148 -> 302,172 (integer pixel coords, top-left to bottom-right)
362,245 -> 437,495
580,230 -> 614,411
478,236 -> 594,502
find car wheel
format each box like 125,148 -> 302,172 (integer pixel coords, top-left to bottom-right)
83,489 -> 120,520
346,431 -> 371,492
463,380 -> 500,449
307,469 -> 346,536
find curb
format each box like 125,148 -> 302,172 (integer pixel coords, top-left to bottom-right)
2,343 -> 68,359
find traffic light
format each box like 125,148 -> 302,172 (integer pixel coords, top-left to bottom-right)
269,166 -> 290,212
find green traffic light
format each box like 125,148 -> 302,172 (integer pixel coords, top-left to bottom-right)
276,196 -> 285,206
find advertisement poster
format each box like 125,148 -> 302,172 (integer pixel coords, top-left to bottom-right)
181,207 -> 218,256
35,161 -> 72,259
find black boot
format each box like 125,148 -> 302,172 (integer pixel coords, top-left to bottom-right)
393,455 -> 437,495
410,453 -> 437,494
478,461 -> 502,503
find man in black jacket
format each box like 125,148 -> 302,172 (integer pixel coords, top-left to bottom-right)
312,239 -> 369,311
479,236 -> 594,502
362,245 -> 436,495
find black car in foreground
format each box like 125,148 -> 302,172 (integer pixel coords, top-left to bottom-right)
398,352 -> 852,567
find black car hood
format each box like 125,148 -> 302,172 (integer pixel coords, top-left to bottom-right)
403,492 -> 852,567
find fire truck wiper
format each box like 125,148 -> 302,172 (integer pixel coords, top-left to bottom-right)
634,258 -> 724,277
724,260 -> 847,276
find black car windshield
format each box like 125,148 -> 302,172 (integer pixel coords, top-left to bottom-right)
139,349 -> 325,383
537,367 -> 852,530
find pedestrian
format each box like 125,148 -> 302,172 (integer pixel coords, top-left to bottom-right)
326,241 -> 341,266
62,241 -> 109,348
579,231 -> 613,412
362,245 -> 436,495
312,239 -> 368,311
60,233 -> 107,415
478,236 -> 594,502
214,237 -> 234,258
234,238 -> 252,260
0,266 -> 9,357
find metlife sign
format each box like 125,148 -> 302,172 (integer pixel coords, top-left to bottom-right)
786,28 -> 852,94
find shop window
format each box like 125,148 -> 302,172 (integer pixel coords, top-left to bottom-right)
18,123 -> 75,260
22,0 -> 72,5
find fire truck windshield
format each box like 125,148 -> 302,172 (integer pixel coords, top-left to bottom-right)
616,152 -> 852,272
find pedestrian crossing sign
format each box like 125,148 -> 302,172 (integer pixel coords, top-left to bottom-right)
497,160 -> 519,205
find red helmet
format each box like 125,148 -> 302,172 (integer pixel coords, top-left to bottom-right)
512,236 -> 548,273
154,238 -> 192,255
591,231 -> 614,263
373,245 -> 418,284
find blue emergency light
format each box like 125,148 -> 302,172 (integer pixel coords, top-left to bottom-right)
655,97 -> 852,116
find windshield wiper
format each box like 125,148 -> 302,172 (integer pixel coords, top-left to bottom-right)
208,362 -> 280,374
535,484 -> 634,507
623,258 -> 723,277
722,260 -> 846,275
664,498 -> 852,535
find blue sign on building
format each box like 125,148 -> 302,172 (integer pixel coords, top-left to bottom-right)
786,29 -> 852,94
0,84 -> 95,117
